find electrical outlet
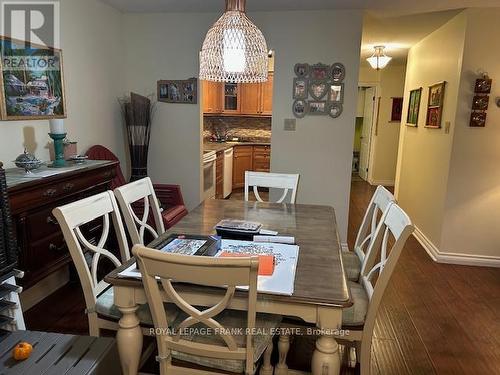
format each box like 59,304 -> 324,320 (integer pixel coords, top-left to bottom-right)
284,119 -> 296,131
445,121 -> 451,134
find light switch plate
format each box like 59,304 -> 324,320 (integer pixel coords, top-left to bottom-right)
445,121 -> 451,134
284,118 -> 296,131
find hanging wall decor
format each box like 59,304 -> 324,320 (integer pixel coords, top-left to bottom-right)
390,97 -> 403,122
470,74 -> 492,127
292,62 -> 346,118
157,78 -> 197,104
425,81 -> 446,128
406,88 -> 422,127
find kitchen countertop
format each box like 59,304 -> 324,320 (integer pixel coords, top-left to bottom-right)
204,141 -> 271,153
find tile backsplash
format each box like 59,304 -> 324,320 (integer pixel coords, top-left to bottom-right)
204,116 -> 271,142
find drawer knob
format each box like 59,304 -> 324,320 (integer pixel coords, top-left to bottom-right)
46,216 -> 59,226
43,188 -> 57,197
49,243 -> 65,252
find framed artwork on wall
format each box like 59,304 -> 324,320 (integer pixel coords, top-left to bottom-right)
157,78 -> 197,104
0,37 -> 66,120
390,97 -> 403,122
293,78 -> 308,99
308,101 -> 328,115
292,99 -> 307,118
406,88 -> 422,127
425,81 -> 446,128
309,80 -> 328,100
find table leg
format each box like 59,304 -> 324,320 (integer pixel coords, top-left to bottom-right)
275,333 -> 290,375
115,288 -> 143,375
311,307 -> 342,375
259,342 -> 274,375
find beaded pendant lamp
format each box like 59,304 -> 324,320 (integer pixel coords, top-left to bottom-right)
200,0 -> 269,83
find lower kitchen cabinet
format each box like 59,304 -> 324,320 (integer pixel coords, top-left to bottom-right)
232,145 -> 271,189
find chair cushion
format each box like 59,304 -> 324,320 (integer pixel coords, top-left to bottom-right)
342,281 -> 369,327
96,287 -> 179,326
171,310 -> 282,373
341,251 -> 361,281
162,205 -> 188,227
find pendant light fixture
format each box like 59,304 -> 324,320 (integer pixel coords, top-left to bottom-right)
200,0 -> 269,83
367,46 -> 392,70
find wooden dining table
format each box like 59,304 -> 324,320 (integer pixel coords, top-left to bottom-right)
105,199 -> 351,375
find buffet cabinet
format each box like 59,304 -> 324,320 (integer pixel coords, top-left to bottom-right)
6,161 -> 118,288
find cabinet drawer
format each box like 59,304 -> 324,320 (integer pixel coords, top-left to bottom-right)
28,232 -> 68,274
254,159 -> 270,171
27,205 -> 62,241
253,145 -> 271,154
234,146 -> 253,156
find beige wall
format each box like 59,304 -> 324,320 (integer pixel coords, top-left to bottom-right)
359,64 -> 406,185
440,8 -> 500,260
0,0 -> 127,170
123,10 -> 363,241
395,12 -> 466,249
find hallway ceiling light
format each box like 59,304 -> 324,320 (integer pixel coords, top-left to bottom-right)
367,46 -> 392,70
200,0 -> 269,83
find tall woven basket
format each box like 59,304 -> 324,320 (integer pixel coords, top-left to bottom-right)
0,162 -> 17,276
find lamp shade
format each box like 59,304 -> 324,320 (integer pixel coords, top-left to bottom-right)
200,0 -> 269,83
367,46 -> 392,70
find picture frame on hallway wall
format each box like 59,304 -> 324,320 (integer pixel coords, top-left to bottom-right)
406,87 -> 422,127
157,78 -> 197,104
425,81 -> 446,129
390,97 -> 403,122
0,37 -> 67,120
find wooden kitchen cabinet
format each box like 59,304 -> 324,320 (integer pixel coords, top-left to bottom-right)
260,73 -> 274,115
240,83 -> 261,115
253,145 -> 271,172
215,151 -> 224,199
223,83 -> 240,114
232,146 -> 253,188
202,80 -> 223,114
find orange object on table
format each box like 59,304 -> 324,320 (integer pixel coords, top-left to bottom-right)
12,342 -> 33,361
219,252 -> 275,276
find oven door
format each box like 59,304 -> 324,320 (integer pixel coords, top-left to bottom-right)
203,153 -> 216,200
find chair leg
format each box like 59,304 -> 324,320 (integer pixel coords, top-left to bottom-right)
275,334 -> 290,375
259,342 -> 274,375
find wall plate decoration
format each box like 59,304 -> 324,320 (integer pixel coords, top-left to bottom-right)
474,77 -> 492,94
329,103 -> 343,118
472,95 -> 489,110
309,80 -> 328,100
406,87 -> 422,127
470,74 -> 491,127
157,78 -> 197,104
293,78 -> 308,99
425,81 -> 446,128
470,111 -> 487,127
308,101 -> 328,115
329,83 -> 344,103
331,63 -> 346,82
310,63 -> 330,80
294,63 -> 310,78
292,99 -> 307,118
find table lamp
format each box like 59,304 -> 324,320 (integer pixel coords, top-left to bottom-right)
49,119 -> 66,168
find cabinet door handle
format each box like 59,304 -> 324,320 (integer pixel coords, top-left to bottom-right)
63,183 -> 74,192
49,243 -> 65,252
43,188 -> 57,197
46,216 -> 59,226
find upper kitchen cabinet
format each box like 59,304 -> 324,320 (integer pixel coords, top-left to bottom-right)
260,73 -> 274,116
223,83 -> 240,113
240,82 -> 261,115
202,80 -> 223,113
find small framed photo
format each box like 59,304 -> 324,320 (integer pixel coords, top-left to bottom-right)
329,103 -> 343,118
293,78 -> 308,99
425,82 -> 446,128
472,95 -> 489,111
470,111 -> 487,127
406,88 -> 422,126
390,97 -> 403,122
474,77 -> 492,94
157,78 -> 197,104
331,63 -> 345,82
309,80 -> 328,100
294,63 -> 310,78
292,99 -> 307,118
329,83 -> 344,103
308,101 -> 327,115
310,63 -> 330,80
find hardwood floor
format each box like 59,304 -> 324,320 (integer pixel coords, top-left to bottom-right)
24,181 -> 500,374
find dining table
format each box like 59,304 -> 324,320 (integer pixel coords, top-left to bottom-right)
104,199 -> 351,375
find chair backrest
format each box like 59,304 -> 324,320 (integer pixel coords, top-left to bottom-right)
52,192 -> 130,312
85,145 -> 126,189
114,177 -> 165,245
244,171 -> 300,203
353,185 -> 395,264
359,203 -> 414,368
133,245 -> 259,373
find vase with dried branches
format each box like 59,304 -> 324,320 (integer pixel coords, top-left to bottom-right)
119,92 -> 156,181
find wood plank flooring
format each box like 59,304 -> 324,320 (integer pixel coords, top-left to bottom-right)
24,181 -> 500,374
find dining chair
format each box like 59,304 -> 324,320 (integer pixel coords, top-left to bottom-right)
114,177 -> 165,246
342,185 -> 395,281
339,203 -> 414,374
133,244 -> 282,375
52,191 -> 178,337
244,171 -> 300,204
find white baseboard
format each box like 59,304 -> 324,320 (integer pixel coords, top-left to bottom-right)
413,226 -> 500,268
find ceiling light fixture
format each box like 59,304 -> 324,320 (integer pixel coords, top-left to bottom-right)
200,0 -> 268,83
367,46 -> 392,70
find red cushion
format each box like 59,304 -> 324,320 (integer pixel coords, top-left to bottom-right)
162,205 -> 188,228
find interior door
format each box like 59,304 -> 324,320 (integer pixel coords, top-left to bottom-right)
359,87 -> 375,181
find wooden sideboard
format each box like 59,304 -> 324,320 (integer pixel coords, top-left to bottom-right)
5,161 -> 118,288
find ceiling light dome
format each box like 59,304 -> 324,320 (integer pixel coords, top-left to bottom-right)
367,46 -> 392,70
200,0 -> 269,83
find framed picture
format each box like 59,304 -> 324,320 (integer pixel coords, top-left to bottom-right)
329,103 -> 343,118
472,95 -> 489,111
329,83 -> 344,103
406,88 -> 422,126
331,63 -> 345,82
0,37 -> 66,120
293,78 -> 308,99
470,111 -> 487,127
294,63 -> 309,78
474,77 -> 492,94
310,63 -> 330,80
292,99 -> 307,118
425,82 -> 446,128
308,101 -> 327,115
157,78 -> 197,104
309,80 -> 328,100
390,97 -> 403,122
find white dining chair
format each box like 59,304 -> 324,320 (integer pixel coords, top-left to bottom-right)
244,171 -> 300,203
342,185 -> 395,281
133,244 -> 282,375
339,203 -> 414,374
53,191 -> 178,337
114,177 -> 165,246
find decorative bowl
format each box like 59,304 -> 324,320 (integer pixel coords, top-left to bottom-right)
14,150 -> 44,174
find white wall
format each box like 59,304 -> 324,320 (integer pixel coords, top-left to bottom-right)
123,10 -> 363,241
0,0 -> 127,169
359,64 -> 406,185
